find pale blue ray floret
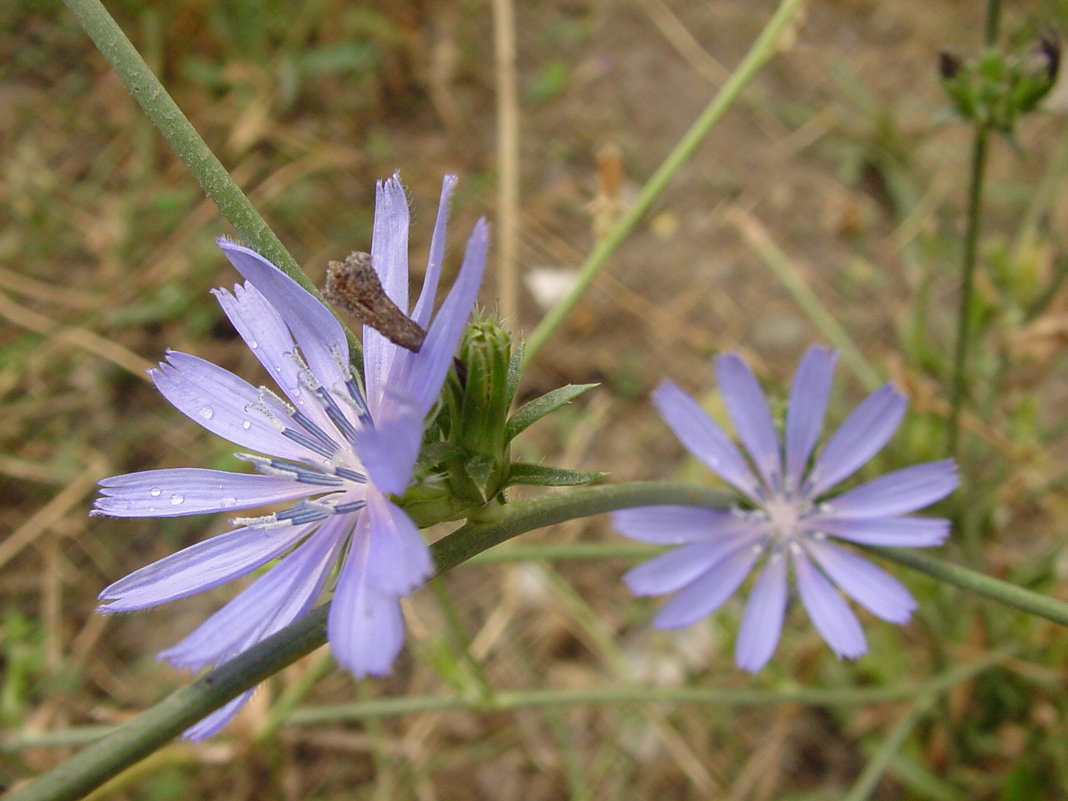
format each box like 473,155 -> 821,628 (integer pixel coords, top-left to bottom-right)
94,174 -> 487,739
612,347 -> 958,672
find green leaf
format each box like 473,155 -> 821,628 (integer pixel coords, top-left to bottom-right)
506,342 -> 525,403
506,462 -> 607,487
506,383 -> 598,440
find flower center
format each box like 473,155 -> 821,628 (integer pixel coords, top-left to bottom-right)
760,492 -> 812,545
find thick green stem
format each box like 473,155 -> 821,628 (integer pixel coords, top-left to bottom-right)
12,481 -> 1068,801
60,0 -> 345,307
63,0 -> 363,365
522,0 -> 806,364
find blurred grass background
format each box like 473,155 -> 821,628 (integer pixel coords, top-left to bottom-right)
2,0 -> 1068,798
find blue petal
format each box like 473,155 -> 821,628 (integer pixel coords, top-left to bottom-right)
806,540 -> 915,623
612,506 -> 759,545
624,535 -> 761,596
792,549 -> 866,659
651,543 -> 761,629
363,487 -> 433,596
94,468 -> 318,518
217,240 -> 352,397
651,380 -> 761,500
403,218 -> 489,414
715,353 -> 781,489
152,351 -> 310,462
181,692 -> 254,741
362,176 -> 412,407
785,347 -> 838,486
825,460 -> 958,518
159,519 -> 345,671
98,522 -> 317,611
735,554 -> 788,672
807,384 -> 906,497
212,282 -> 341,439
352,397 -> 422,495
807,515 -> 950,547
359,220 -> 488,492
411,175 -> 458,329
328,527 -> 407,677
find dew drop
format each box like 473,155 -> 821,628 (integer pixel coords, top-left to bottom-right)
222,496 -> 237,507
241,419 -> 252,430
149,487 -> 162,497
199,406 -> 214,420
170,494 -> 185,506
248,340 -> 259,350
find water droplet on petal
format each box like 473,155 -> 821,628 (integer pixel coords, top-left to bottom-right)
241,419 -> 252,430
149,487 -> 162,497
248,340 -> 259,349
199,406 -> 214,420
222,496 -> 237,507
170,494 -> 184,505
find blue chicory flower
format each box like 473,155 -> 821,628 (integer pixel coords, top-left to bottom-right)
612,346 -> 958,672
94,174 -> 487,738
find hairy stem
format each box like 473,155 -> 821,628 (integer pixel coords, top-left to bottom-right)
12,480 -> 1068,801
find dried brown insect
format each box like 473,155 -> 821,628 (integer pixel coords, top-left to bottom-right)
324,251 -> 426,353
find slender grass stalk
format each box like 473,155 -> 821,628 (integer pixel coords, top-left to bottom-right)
730,208 -> 881,390
3,650 -> 1008,747
11,481 -> 1068,801
492,0 -> 520,323
522,0 -> 806,364
843,694 -> 940,801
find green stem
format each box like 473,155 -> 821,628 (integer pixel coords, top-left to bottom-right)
12,482 -> 1068,801
61,0 -> 346,322
3,651 -> 1008,749
843,694 -> 939,801
64,0 -> 296,278
871,546 -> 1068,626
522,0 -> 806,364
946,124 -> 989,458
947,0 -> 1001,458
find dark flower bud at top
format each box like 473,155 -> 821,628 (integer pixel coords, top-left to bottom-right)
939,33 -> 1061,132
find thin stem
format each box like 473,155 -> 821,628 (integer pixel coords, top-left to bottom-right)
947,0 -> 1001,457
522,0 -> 806,364
3,650 -> 1008,749
871,546 -> 1068,627
63,0 -> 300,282
61,0 -> 363,362
843,694 -> 939,801
983,0 -> 1002,46
12,481 -> 1068,801
946,124 -> 989,458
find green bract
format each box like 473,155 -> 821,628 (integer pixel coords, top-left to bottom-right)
401,317 -> 602,527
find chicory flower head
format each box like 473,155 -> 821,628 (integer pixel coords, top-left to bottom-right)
94,174 -> 487,738
612,346 -> 957,672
